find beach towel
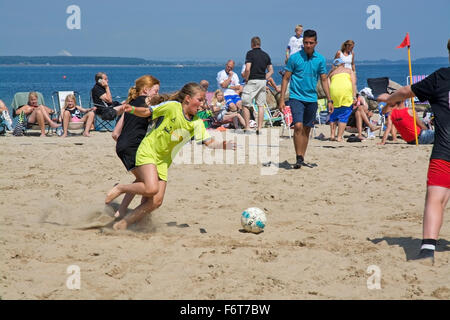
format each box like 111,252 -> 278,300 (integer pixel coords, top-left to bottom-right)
12,112 -> 27,136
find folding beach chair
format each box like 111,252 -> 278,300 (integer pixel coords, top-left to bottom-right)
10,92 -> 58,135
252,100 -> 291,138
366,77 -> 398,137
52,91 -> 85,134
406,75 -> 429,107
90,90 -> 117,132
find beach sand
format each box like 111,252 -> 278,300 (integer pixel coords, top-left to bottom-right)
0,125 -> 448,300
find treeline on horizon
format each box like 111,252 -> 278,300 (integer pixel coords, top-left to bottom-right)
0,56 -> 447,66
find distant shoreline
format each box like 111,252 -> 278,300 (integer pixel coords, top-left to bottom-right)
0,56 -> 447,67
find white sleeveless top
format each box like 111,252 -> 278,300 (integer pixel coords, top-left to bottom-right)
339,51 -> 353,70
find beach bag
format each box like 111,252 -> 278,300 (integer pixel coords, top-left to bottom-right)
13,112 -> 27,136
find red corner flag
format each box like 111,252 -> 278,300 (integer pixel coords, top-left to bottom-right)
397,33 -> 410,48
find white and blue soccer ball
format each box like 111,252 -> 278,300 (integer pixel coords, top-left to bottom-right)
241,207 -> 266,233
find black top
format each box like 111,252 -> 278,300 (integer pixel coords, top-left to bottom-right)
411,67 -> 450,161
91,83 -> 109,109
245,48 -> 272,80
116,96 -> 150,155
66,107 -> 82,119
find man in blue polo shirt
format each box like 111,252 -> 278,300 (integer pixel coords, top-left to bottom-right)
279,29 -> 333,169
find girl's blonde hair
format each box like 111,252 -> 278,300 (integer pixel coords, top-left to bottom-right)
126,75 -> 160,103
211,89 -> 224,105
28,92 -> 38,104
341,40 -> 355,53
64,94 -> 77,109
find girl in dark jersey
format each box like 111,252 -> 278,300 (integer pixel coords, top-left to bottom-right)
114,75 -> 160,218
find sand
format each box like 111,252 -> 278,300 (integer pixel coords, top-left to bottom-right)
0,125 -> 448,300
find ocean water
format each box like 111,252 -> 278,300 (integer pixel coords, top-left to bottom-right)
0,63 -> 445,111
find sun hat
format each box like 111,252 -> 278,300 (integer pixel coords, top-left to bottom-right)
333,58 -> 345,66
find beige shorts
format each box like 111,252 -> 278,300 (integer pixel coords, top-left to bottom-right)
241,79 -> 267,107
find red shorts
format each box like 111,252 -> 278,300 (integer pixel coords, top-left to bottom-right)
427,159 -> 450,188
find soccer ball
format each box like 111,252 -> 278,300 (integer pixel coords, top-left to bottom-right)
241,207 -> 266,233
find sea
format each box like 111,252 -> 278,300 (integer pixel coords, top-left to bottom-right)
0,62 -> 446,111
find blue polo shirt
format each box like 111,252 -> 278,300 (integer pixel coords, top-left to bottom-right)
285,50 -> 327,102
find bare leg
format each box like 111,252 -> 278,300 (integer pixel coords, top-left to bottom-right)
423,186 -> 450,239
115,169 -> 141,218
34,109 -> 47,137
62,111 -> 70,138
105,164 -> 159,204
242,107 -> 251,130
329,122 -> 336,141
83,112 -> 95,137
355,110 -> 365,140
257,105 -> 264,133
336,122 -> 347,142
113,180 -> 167,230
293,122 -> 312,158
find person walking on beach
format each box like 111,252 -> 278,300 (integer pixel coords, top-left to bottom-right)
285,24 -> 304,64
105,82 -> 236,230
279,29 -> 332,168
241,36 -> 274,134
376,39 -> 450,265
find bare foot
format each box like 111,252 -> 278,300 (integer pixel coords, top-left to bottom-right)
357,135 -> 366,140
40,133 -> 47,137
330,137 -> 336,141
83,133 -> 91,137
105,185 -> 122,204
50,121 -> 60,129
336,137 -> 343,142
61,134 -> 67,138
113,219 -> 128,231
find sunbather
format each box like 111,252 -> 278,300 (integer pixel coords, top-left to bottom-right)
15,92 -> 60,137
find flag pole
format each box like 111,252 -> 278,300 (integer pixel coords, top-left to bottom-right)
407,42 -> 419,145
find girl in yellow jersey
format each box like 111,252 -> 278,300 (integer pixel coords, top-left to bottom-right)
328,58 -> 357,142
105,82 -> 236,230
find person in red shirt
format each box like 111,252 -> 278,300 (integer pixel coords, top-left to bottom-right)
378,100 -> 434,145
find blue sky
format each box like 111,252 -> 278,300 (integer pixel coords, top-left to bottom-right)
0,0 -> 449,64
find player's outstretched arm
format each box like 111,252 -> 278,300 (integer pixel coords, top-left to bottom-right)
124,104 -> 152,117
204,138 -> 237,150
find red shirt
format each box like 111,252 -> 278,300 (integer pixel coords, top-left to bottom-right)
391,107 -> 421,143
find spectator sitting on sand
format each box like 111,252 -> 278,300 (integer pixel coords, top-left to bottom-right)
345,94 -> 380,140
378,99 -> 434,145
210,89 -> 245,129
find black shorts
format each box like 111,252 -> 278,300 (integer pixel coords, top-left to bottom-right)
116,147 -> 137,171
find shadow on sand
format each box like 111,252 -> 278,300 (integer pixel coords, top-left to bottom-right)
367,236 -> 450,261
